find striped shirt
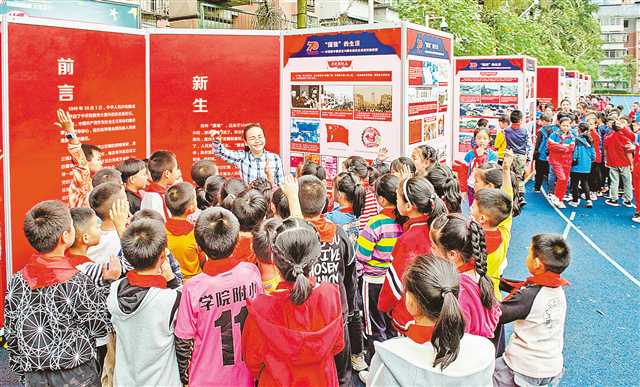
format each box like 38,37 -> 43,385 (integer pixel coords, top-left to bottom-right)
356,209 -> 403,277
212,141 -> 284,186
359,188 -> 380,232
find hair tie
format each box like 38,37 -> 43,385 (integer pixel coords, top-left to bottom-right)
402,178 -> 413,206
292,264 -> 304,276
441,288 -> 452,297
227,193 -> 236,200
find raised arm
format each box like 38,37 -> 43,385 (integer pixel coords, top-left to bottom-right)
210,129 -> 245,166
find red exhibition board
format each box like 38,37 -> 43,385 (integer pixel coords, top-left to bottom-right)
7,21 -> 147,272
149,33 -> 280,180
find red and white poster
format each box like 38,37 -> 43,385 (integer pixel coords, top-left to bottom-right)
282,27 -> 402,181
405,28 -> 453,161
149,32 -> 280,180
453,56 -> 536,160
536,66 -> 566,108
565,71 -> 578,108
6,20 -> 147,272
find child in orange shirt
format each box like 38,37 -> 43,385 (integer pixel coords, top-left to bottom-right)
230,189 -> 268,265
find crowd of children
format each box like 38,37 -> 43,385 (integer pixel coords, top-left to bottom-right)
3,110 -> 577,387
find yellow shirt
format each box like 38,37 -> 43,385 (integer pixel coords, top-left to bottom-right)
494,131 -> 507,160
165,219 -> 204,279
485,178 -> 513,299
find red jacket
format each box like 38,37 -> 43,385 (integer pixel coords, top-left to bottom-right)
242,282 -> 344,387
590,129 -> 602,163
378,215 -> 432,332
604,129 -> 634,167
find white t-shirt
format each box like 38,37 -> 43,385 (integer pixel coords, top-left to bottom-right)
87,229 -> 121,265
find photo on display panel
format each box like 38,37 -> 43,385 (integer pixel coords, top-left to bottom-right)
320,85 -> 354,111
291,85 -> 320,109
354,85 -> 392,113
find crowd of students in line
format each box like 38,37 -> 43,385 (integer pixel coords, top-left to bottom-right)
3,109 -> 574,387
463,95 -> 640,223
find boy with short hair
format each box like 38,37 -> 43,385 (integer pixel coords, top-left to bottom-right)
504,110 -> 530,202
141,150 -> 182,220
108,219 -> 181,386
4,200 -> 111,385
604,119 -> 635,207
298,175 -> 357,386
87,182 -> 130,264
494,234 -> 570,387
494,114 -> 511,163
230,189 -> 268,264
192,159 -> 218,212
165,182 -> 205,280
175,207 -> 263,386
117,158 -> 149,214
533,113 -> 556,192
55,109 -> 103,208
92,168 -> 122,188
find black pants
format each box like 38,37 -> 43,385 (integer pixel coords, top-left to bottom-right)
362,278 -> 397,362
335,323 -> 352,387
534,159 -> 549,191
600,163 -> 609,189
348,277 -> 364,356
491,323 -> 506,358
25,361 -> 100,387
589,162 -> 602,192
571,172 -> 590,202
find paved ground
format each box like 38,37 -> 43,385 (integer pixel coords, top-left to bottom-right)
1,182 -> 638,386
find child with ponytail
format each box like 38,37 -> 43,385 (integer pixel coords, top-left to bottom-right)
426,164 -> 462,213
430,214 -> 501,338
242,218 -> 345,387
367,255 -> 495,386
378,176 -> 446,333
343,156 -> 380,230
325,171 -> 367,244
355,174 -> 404,361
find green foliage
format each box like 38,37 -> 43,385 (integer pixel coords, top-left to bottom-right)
397,0 -> 603,78
602,64 -> 630,83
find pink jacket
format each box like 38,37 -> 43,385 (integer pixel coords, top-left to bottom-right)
458,274 -> 501,338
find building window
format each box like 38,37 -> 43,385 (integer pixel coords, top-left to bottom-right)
602,33 -> 629,43
624,19 -> 629,28
604,49 -> 628,58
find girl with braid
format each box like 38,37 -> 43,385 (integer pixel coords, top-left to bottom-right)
242,218 -> 345,386
430,213 -> 501,338
426,164 -> 463,213
367,255 -> 495,386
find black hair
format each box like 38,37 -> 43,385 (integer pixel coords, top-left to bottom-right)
476,118 -> 489,128
334,172 -> 366,218
89,182 -> 124,220
577,122 -> 593,144
398,176 -> 446,225
195,207 -> 240,260
404,254 -> 465,370
596,112 -> 606,123
165,182 -> 196,217
558,116 -> 572,125
498,114 -> 510,124
298,175 -> 327,217
116,158 -> 147,183
198,175 -> 226,210
81,143 -> 101,162
343,156 -> 370,181
375,174 -> 402,220
430,214 -> 496,308
131,209 -> 165,224
70,207 -> 96,236
220,178 -> 247,210
413,145 -> 439,167
121,219 -> 167,270
510,110 -> 523,123
92,168 -> 122,188
250,177 -> 274,218
540,113 -> 554,123
271,217 -> 321,305
474,188 -> 512,227
232,189 -> 268,232
191,160 -> 218,188
531,234 -> 571,274
426,165 -> 462,213
391,157 -> 416,175
252,217 -> 282,265
298,160 -> 327,181
148,150 -> 177,182
271,187 -> 291,219
24,200 -> 72,253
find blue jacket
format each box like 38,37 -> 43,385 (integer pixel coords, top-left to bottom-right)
504,124 -> 529,155
597,124 -> 610,156
572,135 -> 595,173
534,125 -> 557,161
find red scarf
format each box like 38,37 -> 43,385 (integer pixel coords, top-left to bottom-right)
202,257 -> 241,276
165,218 -> 194,236
21,254 -> 79,289
126,270 -> 167,289
145,182 -> 167,194
457,260 -> 476,273
403,215 -> 429,232
308,216 -> 338,243
66,252 -> 91,267
338,206 -> 353,214
380,207 -> 396,219
276,277 -> 317,292
484,229 -> 503,254
406,324 -> 434,344
470,147 -> 489,171
127,188 -> 143,200
504,272 -> 569,300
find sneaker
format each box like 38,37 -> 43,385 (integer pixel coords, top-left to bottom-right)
623,201 -> 635,208
586,200 -> 593,208
568,200 -> 580,207
351,353 -> 368,372
358,370 -> 370,384
605,199 -> 619,207
590,192 -> 598,201
632,213 -> 640,223
580,193 -> 586,200
556,201 -> 567,209
534,188 -> 541,193
563,194 -> 572,201
597,191 -> 603,197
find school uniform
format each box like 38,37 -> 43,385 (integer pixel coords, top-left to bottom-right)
464,148 -> 498,204
504,123 -> 530,195
588,128 -> 603,193
242,282 -> 345,387
533,125 -> 556,191
378,216 -> 432,333
547,132 -> 576,201
570,135 -> 595,202
603,129 -> 635,203
140,182 -> 171,220
457,264 -> 501,338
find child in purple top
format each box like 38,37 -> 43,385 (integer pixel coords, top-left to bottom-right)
429,213 -> 501,338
